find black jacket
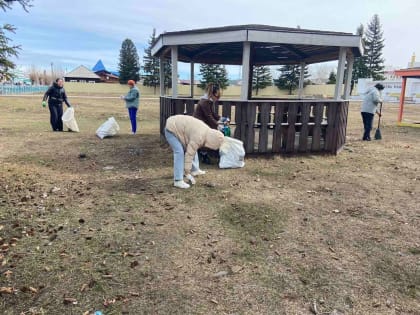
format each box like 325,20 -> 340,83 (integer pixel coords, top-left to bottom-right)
43,82 -> 71,107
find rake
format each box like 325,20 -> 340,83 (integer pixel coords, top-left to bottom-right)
374,102 -> 383,140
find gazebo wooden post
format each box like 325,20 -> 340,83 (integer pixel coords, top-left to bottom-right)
298,62 -> 306,99
190,62 -> 195,97
398,77 -> 407,123
343,52 -> 354,99
334,47 -> 347,100
247,44 -> 255,100
171,46 -> 178,97
241,42 -> 251,100
159,56 -> 165,96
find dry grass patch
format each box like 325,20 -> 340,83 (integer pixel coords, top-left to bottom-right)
0,96 -> 419,314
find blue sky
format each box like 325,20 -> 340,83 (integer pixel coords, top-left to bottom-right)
6,0 -> 420,79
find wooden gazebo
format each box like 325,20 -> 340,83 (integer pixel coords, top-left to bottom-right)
394,67 -> 420,127
151,25 -> 363,154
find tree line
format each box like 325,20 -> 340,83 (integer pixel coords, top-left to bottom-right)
1,2 -> 385,95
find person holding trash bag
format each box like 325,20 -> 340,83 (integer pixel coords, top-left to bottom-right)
165,115 -> 224,189
361,83 -> 384,141
121,80 -> 140,134
42,78 -> 72,131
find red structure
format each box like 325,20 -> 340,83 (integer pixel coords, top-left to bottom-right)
394,67 -> 420,127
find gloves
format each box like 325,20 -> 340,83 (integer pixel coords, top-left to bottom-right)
185,174 -> 196,185
42,101 -> 46,108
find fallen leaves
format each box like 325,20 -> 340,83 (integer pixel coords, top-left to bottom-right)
130,260 -> 139,268
3,270 -> 13,278
0,287 -> 15,294
63,297 -> 78,305
21,286 -> 38,294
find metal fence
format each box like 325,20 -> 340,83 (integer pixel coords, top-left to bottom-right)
0,85 -> 48,95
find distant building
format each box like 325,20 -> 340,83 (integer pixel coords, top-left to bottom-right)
407,52 -> 420,68
92,60 -> 119,83
64,65 -> 101,83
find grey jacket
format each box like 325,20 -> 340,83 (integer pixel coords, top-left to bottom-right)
124,86 -> 140,108
361,87 -> 382,114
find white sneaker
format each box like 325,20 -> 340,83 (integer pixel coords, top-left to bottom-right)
191,169 -> 206,176
174,180 -> 190,189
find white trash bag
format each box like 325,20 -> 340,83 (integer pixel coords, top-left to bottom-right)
96,117 -> 120,139
61,107 -> 80,132
219,136 -> 245,169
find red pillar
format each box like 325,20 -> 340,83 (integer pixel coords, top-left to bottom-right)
398,77 -> 407,123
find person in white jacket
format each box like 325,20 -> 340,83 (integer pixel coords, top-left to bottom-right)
165,115 -> 224,189
361,83 -> 384,141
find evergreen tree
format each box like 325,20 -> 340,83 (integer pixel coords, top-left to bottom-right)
274,64 -> 310,95
118,39 -> 140,84
142,29 -> 160,94
327,71 -> 336,84
252,65 -> 272,95
351,24 -> 369,95
198,64 -> 229,90
0,0 -> 32,79
365,14 -> 385,80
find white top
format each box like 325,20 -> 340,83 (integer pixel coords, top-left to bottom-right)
361,87 -> 382,114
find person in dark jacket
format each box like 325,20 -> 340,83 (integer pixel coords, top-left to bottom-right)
193,83 -> 220,129
42,78 -> 71,131
193,83 -> 222,164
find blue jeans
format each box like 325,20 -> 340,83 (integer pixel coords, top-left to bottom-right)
128,107 -> 138,133
165,129 -> 199,181
361,112 -> 374,140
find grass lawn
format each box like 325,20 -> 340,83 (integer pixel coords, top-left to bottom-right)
0,95 -> 419,315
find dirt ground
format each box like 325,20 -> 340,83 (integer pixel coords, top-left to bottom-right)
0,96 -> 419,315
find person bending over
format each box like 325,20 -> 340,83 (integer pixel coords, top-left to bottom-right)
165,115 -> 224,189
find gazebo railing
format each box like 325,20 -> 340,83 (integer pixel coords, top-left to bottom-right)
160,97 -> 349,155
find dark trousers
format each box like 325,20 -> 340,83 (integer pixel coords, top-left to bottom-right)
128,107 -> 138,133
361,112 -> 374,140
48,103 -> 63,131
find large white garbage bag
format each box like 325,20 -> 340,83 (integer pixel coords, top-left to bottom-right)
219,136 -> 245,169
62,107 -> 80,132
96,117 -> 120,139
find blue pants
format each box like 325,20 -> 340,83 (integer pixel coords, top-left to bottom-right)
361,112 -> 374,140
48,103 -> 63,131
128,107 -> 138,133
164,129 -> 199,181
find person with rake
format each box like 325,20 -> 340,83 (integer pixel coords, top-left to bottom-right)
361,83 -> 384,141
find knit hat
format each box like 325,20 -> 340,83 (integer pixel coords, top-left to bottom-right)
127,80 -> 135,86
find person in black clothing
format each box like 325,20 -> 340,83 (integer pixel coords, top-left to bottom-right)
42,78 -> 71,131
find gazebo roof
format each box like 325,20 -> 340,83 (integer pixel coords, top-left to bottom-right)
151,24 -> 363,65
